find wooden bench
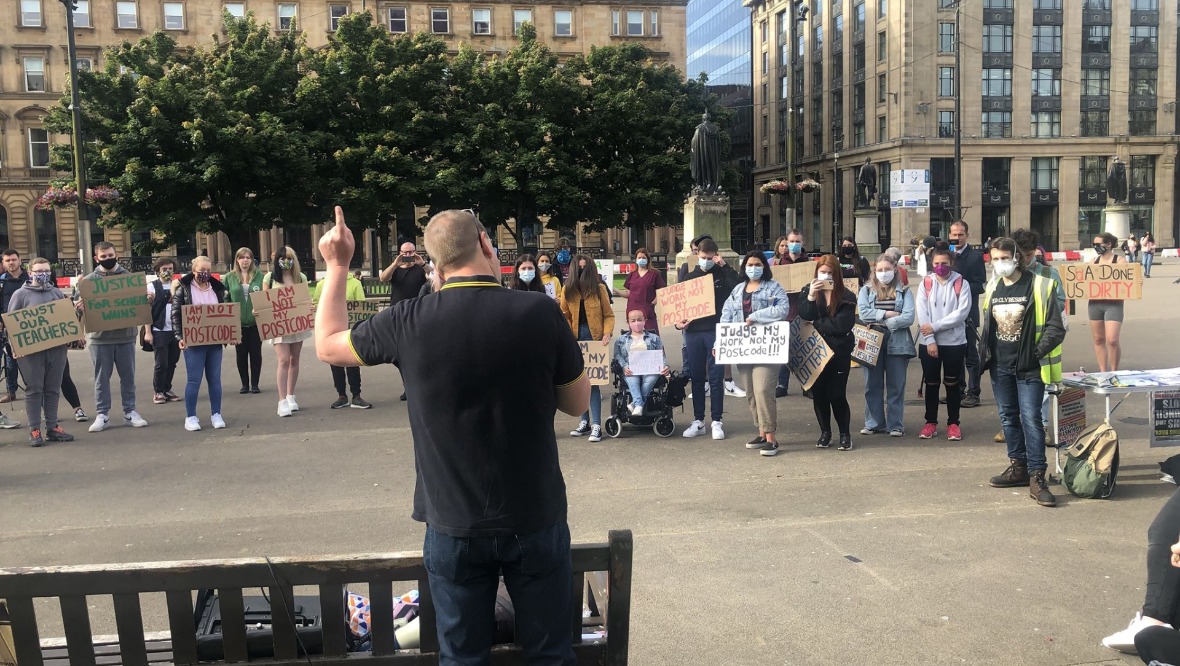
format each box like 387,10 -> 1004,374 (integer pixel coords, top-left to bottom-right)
0,530 -> 632,665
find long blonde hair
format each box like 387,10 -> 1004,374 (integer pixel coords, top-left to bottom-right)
233,247 -> 258,284
869,253 -> 900,300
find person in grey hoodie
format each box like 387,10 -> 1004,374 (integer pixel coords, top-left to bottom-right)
914,241 -> 972,442
8,257 -> 76,446
76,242 -> 149,432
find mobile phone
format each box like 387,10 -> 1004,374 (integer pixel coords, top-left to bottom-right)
820,281 -> 834,290
401,256 -> 415,265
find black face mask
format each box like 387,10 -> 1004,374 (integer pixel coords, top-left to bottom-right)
97,258 -> 118,270
841,247 -> 855,256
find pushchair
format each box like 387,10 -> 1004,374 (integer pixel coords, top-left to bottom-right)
603,358 -> 688,438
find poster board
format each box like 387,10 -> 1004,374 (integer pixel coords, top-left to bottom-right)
788,319 -> 833,391
0,298 -> 83,358
594,259 -> 615,282
888,169 -> 931,208
628,349 -> 665,376
770,261 -> 814,292
77,272 -> 152,332
851,324 -> 885,369
843,278 -> 860,293
1060,262 -> 1143,300
251,283 -> 314,342
180,303 -> 242,346
1151,390 -> 1180,447
655,276 -> 715,329
348,299 -> 383,327
580,341 -> 611,386
715,322 -> 790,364
1057,387 -> 1088,448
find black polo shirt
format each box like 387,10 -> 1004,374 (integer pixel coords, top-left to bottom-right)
348,275 -> 584,537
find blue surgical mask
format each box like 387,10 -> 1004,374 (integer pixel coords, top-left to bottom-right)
698,258 -> 715,271
788,242 -> 803,254
745,266 -> 764,281
519,270 -> 536,283
637,258 -> 649,268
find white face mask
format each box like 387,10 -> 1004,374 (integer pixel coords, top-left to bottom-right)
993,259 -> 1017,278
876,270 -> 895,284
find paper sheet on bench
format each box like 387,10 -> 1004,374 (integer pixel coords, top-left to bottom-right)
629,350 -> 665,376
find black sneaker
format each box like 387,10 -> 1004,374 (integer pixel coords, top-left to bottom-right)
961,395 -> 981,408
239,386 -> 250,394
775,385 -> 789,398
29,429 -> 43,447
250,386 -> 261,394
46,427 -> 74,442
816,431 -> 832,449
760,442 -> 780,457
837,433 -> 853,451
350,397 -> 373,409
746,436 -> 767,449
331,396 -> 350,409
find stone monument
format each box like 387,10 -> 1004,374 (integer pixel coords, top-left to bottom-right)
853,158 -> 881,258
1104,156 -> 1130,241
673,112 -> 737,284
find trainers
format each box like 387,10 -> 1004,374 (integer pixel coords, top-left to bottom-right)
683,420 -> 706,438
918,423 -> 938,439
74,407 -> 87,422
775,385 -> 789,398
711,421 -> 726,440
816,431 -> 832,448
287,395 -> 300,412
746,435 -> 767,449
184,416 -> 201,432
630,404 -> 643,417
961,395 -> 981,408
153,392 -> 167,404
331,396 -> 350,409
0,414 -> 20,429
88,414 -> 110,432
947,424 -> 962,441
994,430 -> 1006,443
889,429 -> 904,437
837,433 -> 853,451
28,429 -> 43,447
277,399 -> 292,417
1103,612 -> 1170,654
164,391 -> 181,402
859,427 -> 882,435
570,420 -> 590,436
211,413 -> 226,429
760,442 -> 780,457
45,426 -> 73,442
588,425 -> 602,442
989,459 -> 1030,488
1030,470 -> 1057,507
350,397 -> 372,409
724,381 -> 746,398
125,411 -> 148,428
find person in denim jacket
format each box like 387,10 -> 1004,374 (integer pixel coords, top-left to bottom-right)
857,253 -> 917,437
720,251 -> 789,456
613,311 -> 670,416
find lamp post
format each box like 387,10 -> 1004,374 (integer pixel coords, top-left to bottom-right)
953,0 -> 962,222
786,0 -> 809,238
60,0 -> 94,273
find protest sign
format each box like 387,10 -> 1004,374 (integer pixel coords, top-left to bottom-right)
628,349 -> 665,376
594,259 -> 615,281
851,324 -> 885,369
1,298 -> 83,358
788,319 -> 832,391
769,261 -> 814,292
844,277 -> 860,293
251,283 -> 315,341
180,303 -> 242,346
1060,262 -> 1143,300
1152,390 -> 1180,447
1057,387 -> 1087,448
580,341 -> 611,386
77,272 -> 151,332
348,299 -> 383,327
715,322 -> 791,364
655,276 -> 715,329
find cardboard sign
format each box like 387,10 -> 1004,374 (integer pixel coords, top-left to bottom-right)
77,272 -> 152,332
628,349 -> 665,376
594,259 -> 615,281
1151,390 -> 1180,447
251,283 -> 314,341
844,277 -> 860,293
0,298 -> 83,358
655,276 -> 715,329
851,324 -> 885,369
348,299 -> 383,327
769,261 -> 814,292
1060,262 -> 1143,300
1057,387 -> 1087,448
580,341 -> 611,386
181,303 -> 242,346
788,319 -> 833,391
715,322 -> 790,364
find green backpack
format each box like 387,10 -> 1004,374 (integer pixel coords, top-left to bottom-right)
1062,420 -> 1120,499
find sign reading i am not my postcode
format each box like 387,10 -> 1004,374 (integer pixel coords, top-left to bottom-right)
78,272 -> 152,332
181,303 -> 242,346
252,283 -> 315,341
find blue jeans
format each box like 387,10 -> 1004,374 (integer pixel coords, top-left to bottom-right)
862,354 -> 909,432
991,367 -> 1047,472
624,374 -> 659,408
578,325 -> 601,425
777,364 -> 791,390
1144,252 -> 1154,277
423,522 -> 576,666
685,329 -> 724,422
183,344 -> 223,418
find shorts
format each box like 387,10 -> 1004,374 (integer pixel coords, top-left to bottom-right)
1087,300 -> 1124,323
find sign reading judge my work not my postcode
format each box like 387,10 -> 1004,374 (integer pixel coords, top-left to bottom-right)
77,272 -> 152,333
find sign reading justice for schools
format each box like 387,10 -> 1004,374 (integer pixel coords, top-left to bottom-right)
181,303 -> 242,346
1060,262 -> 1143,300
655,277 -> 715,329
77,272 -> 152,332
0,298 -> 83,358
251,283 -> 315,342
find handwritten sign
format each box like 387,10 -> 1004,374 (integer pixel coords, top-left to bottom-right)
1152,390 -> 1180,447
851,324 -> 885,369
788,319 -> 832,391
77,272 -> 151,332
628,349 -> 665,376
715,322 -> 791,364
1057,387 -> 1088,448
580,341 -> 611,386
655,276 -> 715,329
348,299 -> 383,327
251,283 -> 314,342
770,262 -> 814,292
1060,262 -> 1143,300
1,298 -> 83,358
844,277 -> 860,293
181,303 -> 241,346
594,259 -> 615,282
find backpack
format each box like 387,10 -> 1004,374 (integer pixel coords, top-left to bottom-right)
922,274 -> 964,297
1062,420 -> 1120,499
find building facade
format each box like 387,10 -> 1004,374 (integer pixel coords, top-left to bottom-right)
748,0 -> 1178,253
0,0 -> 687,269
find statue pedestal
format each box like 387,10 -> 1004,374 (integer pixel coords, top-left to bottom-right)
670,195 -> 737,285
1104,204 -> 1131,241
853,208 -> 882,258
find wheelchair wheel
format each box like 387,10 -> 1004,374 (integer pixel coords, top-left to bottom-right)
654,417 -> 675,438
604,417 -> 623,438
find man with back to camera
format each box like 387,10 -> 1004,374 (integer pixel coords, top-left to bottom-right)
315,207 -> 590,665
0,249 -> 29,404
948,221 -> 986,408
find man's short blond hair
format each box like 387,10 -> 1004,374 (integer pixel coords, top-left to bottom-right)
424,210 -> 482,272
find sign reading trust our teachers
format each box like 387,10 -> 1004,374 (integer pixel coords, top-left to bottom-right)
0,298 -> 83,358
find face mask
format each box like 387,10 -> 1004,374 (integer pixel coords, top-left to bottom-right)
933,264 -> 951,278
637,258 -> 649,268
1093,243 -> 1108,254
31,272 -> 53,286
278,259 -> 294,270
698,258 -> 715,271
876,270 -> 895,284
628,320 -> 645,333
538,263 -> 551,273
195,270 -> 211,283
841,246 -> 855,256
519,270 -> 535,283
817,272 -> 833,282
993,259 -> 1017,278
158,269 -> 172,280
788,242 -> 802,254
98,257 -> 118,271
745,266 -> 764,281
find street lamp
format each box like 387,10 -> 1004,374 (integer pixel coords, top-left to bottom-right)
60,0 -> 94,273
785,0 -> 808,238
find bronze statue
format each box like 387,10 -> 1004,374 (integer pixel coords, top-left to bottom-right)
1106,156 -> 1127,204
855,158 -> 878,208
690,112 -> 722,195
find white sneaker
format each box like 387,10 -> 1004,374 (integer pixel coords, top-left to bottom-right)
210,413 -> 226,429
588,425 -> 602,442
287,395 -> 300,412
724,381 -> 746,398
124,410 -> 148,428
630,404 -> 643,417
712,421 -> 726,440
184,416 -> 201,432
277,399 -> 292,417
683,420 -> 706,438
1102,612 -> 1170,654
88,414 -> 110,433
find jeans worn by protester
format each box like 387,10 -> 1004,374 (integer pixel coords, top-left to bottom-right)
857,283 -> 916,433
613,330 -> 665,409
172,273 -> 229,425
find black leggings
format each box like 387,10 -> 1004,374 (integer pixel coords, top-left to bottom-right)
812,354 -> 852,435
236,325 -> 263,389
60,358 -> 80,410
1136,625 -> 1180,663
1143,488 -> 1180,624
919,344 -> 967,426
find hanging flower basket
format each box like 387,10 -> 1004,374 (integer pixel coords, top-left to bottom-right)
796,178 -> 821,193
36,184 -> 121,211
759,180 -> 793,196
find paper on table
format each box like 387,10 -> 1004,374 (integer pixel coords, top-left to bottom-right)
628,349 -> 665,376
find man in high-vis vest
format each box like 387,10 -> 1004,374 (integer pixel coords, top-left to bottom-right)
978,237 -> 1066,507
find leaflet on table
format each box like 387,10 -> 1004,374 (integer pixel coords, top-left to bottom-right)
1065,369 -> 1180,388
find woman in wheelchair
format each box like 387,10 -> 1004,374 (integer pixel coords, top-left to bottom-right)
613,310 -> 670,416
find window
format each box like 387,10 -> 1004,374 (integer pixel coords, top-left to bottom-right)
1080,156 -> 1107,190
983,25 -> 1012,54
626,9 -> 642,36
1078,206 -> 1104,241
1034,0 -> 1062,8
1031,68 -> 1060,96
813,0 -> 822,19
20,0 -> 41,27
1131,156 -> 1155,189
877,73 -> 886,103
277,4 -> 296,31
1132,0 -> 1158,8
853,83 -> 865,111
1129,110 -> 1156,136
778,75 -> 787,99
938,111 -> 954,138
34,210 -> 58,263
853,122 -> 865,147
1081,68 -> 1109,96
779,41 -> 787,67
472,8 -> 491,34
1130,206 -> 1153,235
431,7 -> 449,33
1083,0 -> 1111,7
939,0 -> 956,6
73,0 -> 91,26
1032,25 -> 1061,53
983,158 -> 1011,192
28,128 -> 50,168
938,67 -> 954,97
116,1 -> 138,28
1130,69 -> 1157,97
612,11 -> 622,36
853,42 -> 865,70
813,26 -> 823,52
649,10 -> 658,36
1130,26 -> 1158,54
1080,111 -> 1108,136
1083,25 -> 1110,54
812,61 -> 822,91
981,111 -> 1012,138
24,56 -> 45,92
877,115 -> 887,142
76,57 -> 93,72
1030,157 -> 1058,191
760,19 -> 767,43
938,23 -> 955,53
853,1 -> 865,32
223,2 -> 243,18
329,5 -> 348,31
513,9 -> 531,34
1031,112 -> 1061,138
833,14 -> 843,46
983,0 -> 1013,7
878,0 -> 886,18
931,158 -> 956,193
761,114 -> 768,137
389,6 -> 407,32
798,32 -> 805,58
981,68 -> 1011,97
163,2 -> 184,30
761,51 -> 768,76
554,9 -> 572,36
877,31 -> 886,61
